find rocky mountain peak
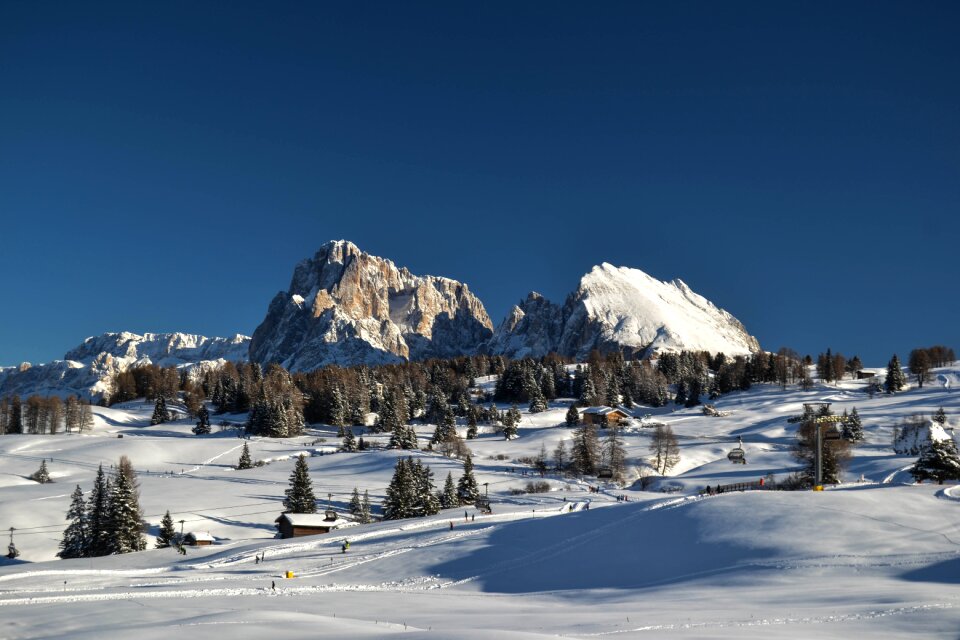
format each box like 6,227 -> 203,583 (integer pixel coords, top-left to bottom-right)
249,241 -> 494,370
490,263 -> 760,360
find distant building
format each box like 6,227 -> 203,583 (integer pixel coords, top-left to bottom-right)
579,406 -> 631,426
275,510 -> 358,539
184,531 -> 215,546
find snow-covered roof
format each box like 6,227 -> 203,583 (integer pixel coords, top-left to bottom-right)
275,513 -> 358,529
186,531 -> 215,542
580,406 -> 630,416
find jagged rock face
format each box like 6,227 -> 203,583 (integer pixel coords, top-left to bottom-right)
488,292 -> 564,360
249,241 -> 494,370
0,332 -> 249,400
490,263 -> 760,360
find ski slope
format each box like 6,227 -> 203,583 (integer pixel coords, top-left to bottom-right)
1,364 -> 960,638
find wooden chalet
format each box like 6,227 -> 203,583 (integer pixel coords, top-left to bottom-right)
184,531 -> 215,546
275,509 -> 357,539
579,406 -> 631,426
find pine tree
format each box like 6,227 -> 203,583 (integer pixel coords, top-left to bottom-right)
342,428 -> 358,452
389,422 -> 419,450
361,489 -> 372,524
843,407 -> 864,442
150,395 -> 169,425
528,387 -> 548,413
109,465 -> 146,553
466,410 -> 478,439
192,406 -> 211,435
384,458 -> 415,520
933,407 -> 948,427
440,472 -> 458,508
237,442 -> 253,469
283,454 -> 317,513
8,395 -> 22,434
578,376 -> 597,407
503,405 -> 521,439
456,454 -> 481,505
58,485 -> 88,559
86,465 -> 112,557
565,404 -> 580,427
413,459 -> 440,516
911,436 -> 960,484
885,354 -> 906,393
156,511 -> 177,549
330,387 -> 348,429
348,487 -> 364,520
31,460 -> 51,484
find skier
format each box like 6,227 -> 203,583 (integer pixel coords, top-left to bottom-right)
271,580 -> 275,591
449,521 -> 454,530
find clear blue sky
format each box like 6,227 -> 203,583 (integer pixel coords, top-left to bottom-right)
1,2 -> 957,367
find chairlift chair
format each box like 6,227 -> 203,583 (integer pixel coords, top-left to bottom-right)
727,436 -> 747,464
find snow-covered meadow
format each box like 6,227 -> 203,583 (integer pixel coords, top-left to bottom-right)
2,365 -> 960,638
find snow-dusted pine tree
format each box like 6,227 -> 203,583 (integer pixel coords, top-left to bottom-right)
413,459 -> 440,516
192,406 -> 211,435
342,428 -> 358,452
86,465 -> 112,557
348,487 -> 363,520
156,511 -> 177,549
31,460 -> 51,484
283,454 -> 317,513
565,404 -> 580,427
933,407 -> 948,427
109,465 -> 146,553
911,436 -> 960,485
440,471 -> 458,508
389,422 -> 418,450
843,407 -> 864,442
58,485 -> 88,559
237,442 -> 253,470
457,454 -> 480,505
150,395 -> 169,425
466,410 -> 478,440
361,490 -> 372,524
885,355 -> 906,393
384,458 -> 415,520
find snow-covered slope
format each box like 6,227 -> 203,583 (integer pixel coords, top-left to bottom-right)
491,263 -> 760,360
249,240 -> 494,370
0,332 -> 249,400
1,363 -> 959,638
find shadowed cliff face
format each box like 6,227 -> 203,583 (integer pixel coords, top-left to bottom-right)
249,241 -> 494,370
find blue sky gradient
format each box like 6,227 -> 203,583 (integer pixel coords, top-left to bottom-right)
1,2 -> 957,366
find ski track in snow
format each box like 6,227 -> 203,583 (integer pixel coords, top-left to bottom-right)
179,443 -> 246,475
576,602 -> 960,635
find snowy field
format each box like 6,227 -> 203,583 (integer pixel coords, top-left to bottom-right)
2,366 -> 960,638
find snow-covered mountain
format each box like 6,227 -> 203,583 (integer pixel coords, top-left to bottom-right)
249,240 -> 494,370
489,263 -> 760,360
0,332 -> 249,400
